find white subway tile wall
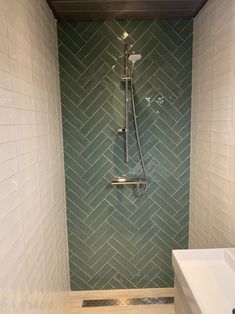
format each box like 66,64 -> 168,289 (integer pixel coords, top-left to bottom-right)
0,0 -> 70,313
190,0 -> 235,248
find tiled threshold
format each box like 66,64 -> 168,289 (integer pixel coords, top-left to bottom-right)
69,288 -> 175,314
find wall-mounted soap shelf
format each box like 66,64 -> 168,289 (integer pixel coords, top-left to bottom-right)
112,177 -> 147,185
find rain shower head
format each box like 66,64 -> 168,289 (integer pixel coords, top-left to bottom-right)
128,53 -> 142,64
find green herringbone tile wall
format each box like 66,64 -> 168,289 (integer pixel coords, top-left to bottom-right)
58,19 -> 192,290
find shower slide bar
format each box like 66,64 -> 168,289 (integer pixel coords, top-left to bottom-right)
112,43 -> 147,196
124,43 -> 129,163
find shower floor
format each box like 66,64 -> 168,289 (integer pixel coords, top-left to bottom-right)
69,288 -> 175,314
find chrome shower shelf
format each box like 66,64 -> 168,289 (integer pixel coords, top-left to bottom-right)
112,177 -> 147,185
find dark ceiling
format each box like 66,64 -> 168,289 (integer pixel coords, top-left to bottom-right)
46,0 -> 208,20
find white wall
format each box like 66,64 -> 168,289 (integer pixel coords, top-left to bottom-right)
0,0 -> 70,313
190,0 -> 235,248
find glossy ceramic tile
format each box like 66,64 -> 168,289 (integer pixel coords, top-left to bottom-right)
58,19 -> 193,290
0,0 -> 70,313
190,0 -> 235,248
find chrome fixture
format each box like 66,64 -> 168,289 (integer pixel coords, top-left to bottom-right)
112,176 -> 147,185
116,128 -> 128,133
113,45 -> 147,196
128,53 -> 142,64
82,297 -> 174,307
123,44 -> 129,163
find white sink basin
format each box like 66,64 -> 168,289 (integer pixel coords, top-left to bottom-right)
172,248 -> 235,314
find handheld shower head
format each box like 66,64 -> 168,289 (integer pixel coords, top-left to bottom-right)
128,53 -> 142,64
